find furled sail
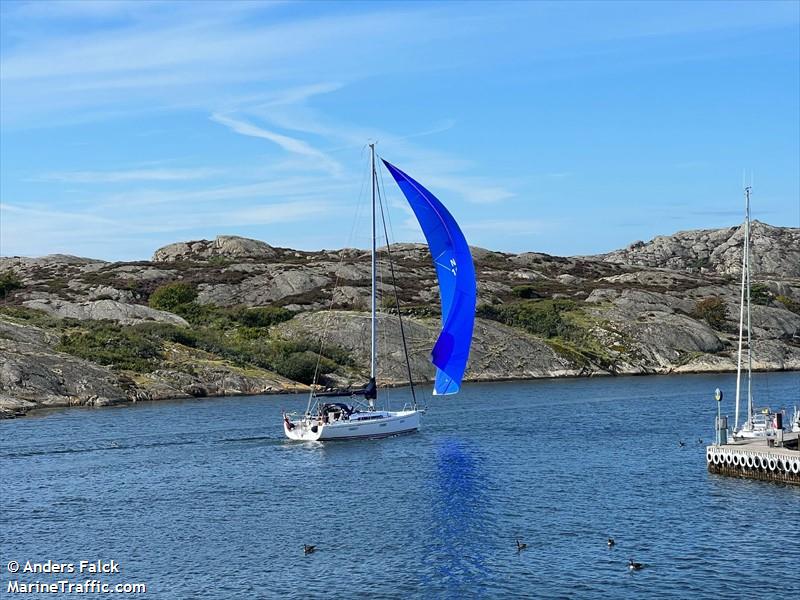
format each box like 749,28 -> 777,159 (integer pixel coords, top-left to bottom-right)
382,160 -> 476,395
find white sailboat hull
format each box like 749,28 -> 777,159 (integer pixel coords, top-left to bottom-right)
284,410 -> 421,442
733,412 -> 781,439
733,427 -> 777,440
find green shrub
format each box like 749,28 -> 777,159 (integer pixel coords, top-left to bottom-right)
232,306 -> 293,328
148,282 -> 197,312
511,285 -> 543,299
0,306 -> 60,327
57,324 -> 161,372
133,322 -> 199,346
174,301 -> 225,327
0,270 -> 23,298
274,351 -> 335,384
776,295 -> 800,314
691,296 -> 728,329
750,283 -> 772,306
478,299 -> 577,338
1,298 -> 346,382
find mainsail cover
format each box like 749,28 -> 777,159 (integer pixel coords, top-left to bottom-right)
382,160 -> 476,395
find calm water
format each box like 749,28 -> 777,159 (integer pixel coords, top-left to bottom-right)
2,372 -> 799,599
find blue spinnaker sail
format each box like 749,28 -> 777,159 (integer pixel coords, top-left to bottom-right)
382,160 -> 476,395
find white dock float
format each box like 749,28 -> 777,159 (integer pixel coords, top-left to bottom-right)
706,432 -> 800,485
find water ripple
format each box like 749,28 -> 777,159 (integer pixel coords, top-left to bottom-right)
1,372 -> 799,598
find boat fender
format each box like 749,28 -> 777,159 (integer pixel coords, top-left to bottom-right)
768,458 -> 777,471
732,454 -> 740,467
792,459 -> 800,475
724,453 -> 733,466
706,450 -> 713,463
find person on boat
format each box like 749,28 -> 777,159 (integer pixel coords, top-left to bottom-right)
283,414 -> 295,431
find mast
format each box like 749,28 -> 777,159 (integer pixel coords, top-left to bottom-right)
744,186 -> 753,425
734,186 -> 748,431
369,143 -> 377,409
734,185 -> 754,431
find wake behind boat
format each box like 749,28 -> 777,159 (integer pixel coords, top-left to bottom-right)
283,146 -> 476,441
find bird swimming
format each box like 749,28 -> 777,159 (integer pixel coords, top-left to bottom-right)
303,545 -> 316,555
607,538 -> 615,548
516,539 -> 528,552
628,559 -> 644,571
678,440 -> 685,447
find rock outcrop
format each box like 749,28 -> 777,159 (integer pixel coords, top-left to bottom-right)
2,221 -> 798,417
0,319 -> 130,417
597,221 -> 800,276
152,235 -> 277,262
0,316 -> 308,417
22,298 -> 189,326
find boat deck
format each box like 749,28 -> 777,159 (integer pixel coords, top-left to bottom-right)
706,432 -> 800,485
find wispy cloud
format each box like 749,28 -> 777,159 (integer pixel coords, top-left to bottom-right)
39,167 -> 220,183
211,112 -> 343,177
0,202 -> 118,226
421,175 -> 516,205
463,219 -> 550,236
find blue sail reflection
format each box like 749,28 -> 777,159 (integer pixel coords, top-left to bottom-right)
420,439 -> 492,597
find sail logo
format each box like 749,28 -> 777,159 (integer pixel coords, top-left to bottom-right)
434,253 -> 457,276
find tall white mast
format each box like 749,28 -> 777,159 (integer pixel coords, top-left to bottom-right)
369,143 -> 377,409
744,186 -> 753,425
734,186 -> 749,431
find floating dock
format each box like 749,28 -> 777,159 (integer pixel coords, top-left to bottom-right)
706,432 -> 800,485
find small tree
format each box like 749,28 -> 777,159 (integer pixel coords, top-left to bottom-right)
0,270 -> 23,299
148,282 -> 197,312
692,297 -> 728,329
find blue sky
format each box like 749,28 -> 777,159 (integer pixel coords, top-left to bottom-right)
1,0 -> 798,261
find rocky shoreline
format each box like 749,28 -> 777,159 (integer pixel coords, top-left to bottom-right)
4,362 -> 799,421
2,222 -> 798,419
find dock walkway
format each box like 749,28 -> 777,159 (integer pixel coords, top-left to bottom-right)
706,432 -> 800,485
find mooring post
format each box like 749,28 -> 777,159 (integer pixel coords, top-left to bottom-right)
715,388 -> 727,446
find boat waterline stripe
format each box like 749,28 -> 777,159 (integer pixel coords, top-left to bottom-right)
319,427 -> 419,441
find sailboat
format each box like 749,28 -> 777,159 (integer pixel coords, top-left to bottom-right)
283,145 -> 476,441
731,185 -> 780,440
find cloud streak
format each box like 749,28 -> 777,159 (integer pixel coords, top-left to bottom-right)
211,112 -> 343,177
39,167 -> 220,183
